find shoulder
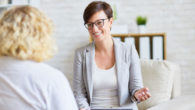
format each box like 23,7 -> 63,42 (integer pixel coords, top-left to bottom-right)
113,39 -> 133,51
75,42 -> 93,52
19,61 -> 67,86
74,42 -> 93,56
0,57 -> 63,78
34,63 -> 65,79
0,58 -> 68,88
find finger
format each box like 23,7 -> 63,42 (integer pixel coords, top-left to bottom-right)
139,92 -> 145,101
137,94 -> 142,101
139,88 -> 148,94
136,93 -> 143,101
146,92 -> 151,98
144,94 -> 148,100
143,87 -> 149,92
141,96 -> 145,101
143,88 -> 151,96
143,91 -> 151,100
142,91 -> 146,96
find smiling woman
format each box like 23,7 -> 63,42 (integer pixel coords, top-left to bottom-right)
73,1 -> 151,110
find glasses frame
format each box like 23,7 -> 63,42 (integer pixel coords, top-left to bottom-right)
84,18 -> 109,30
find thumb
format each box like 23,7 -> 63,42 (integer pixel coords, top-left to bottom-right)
143,87 -> 149,92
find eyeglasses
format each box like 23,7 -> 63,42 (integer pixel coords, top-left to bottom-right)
84,18 -> 109,30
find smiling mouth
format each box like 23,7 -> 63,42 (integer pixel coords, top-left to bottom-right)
93,32 -> 102,37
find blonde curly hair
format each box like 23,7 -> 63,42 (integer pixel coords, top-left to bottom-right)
0,5 -> 56,62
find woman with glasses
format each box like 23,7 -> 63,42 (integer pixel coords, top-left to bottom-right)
73,1 -> 151,110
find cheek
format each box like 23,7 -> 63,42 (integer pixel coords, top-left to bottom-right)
104,23 -> 112,31
104,26 -> 111,33
88,30 -> 93,35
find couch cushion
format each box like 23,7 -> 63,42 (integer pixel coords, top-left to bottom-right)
138,60 -> 176,110
147,95 -> 195,110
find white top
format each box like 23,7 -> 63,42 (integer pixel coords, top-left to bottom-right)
0,57 -> 78,110
91,62 -> 119,109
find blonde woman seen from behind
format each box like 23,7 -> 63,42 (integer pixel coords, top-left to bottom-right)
0,6 -> 78,110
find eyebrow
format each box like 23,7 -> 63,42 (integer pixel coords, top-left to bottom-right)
87,18 -> 106,24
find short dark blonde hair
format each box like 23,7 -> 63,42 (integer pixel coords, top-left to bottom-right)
0,6 -> 56,62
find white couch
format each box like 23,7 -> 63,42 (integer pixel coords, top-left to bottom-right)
138,60 -> 195,110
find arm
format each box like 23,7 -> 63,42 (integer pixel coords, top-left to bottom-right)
129,44 -> 151,102
129,44 -> 143,100
73,49 -> 90,110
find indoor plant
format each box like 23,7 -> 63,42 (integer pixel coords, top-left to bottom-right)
136,16 -> 147,33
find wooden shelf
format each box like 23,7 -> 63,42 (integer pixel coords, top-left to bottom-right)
112,33 -> 167,60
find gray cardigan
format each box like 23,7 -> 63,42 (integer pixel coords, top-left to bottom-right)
73,39 -> 143,110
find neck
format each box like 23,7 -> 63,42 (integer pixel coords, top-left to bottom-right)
95,36 -> 114,53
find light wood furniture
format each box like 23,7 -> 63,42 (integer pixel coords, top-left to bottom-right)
112,33 -> 166,60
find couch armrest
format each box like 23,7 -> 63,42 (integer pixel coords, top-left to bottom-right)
147,95 -> 195,110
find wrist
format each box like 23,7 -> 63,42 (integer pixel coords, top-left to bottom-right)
133,90 -> 141,103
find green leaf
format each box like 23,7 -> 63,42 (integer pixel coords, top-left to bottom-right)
136,16 -> 147,25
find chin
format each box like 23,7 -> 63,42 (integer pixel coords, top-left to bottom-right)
93,36 -> 104,42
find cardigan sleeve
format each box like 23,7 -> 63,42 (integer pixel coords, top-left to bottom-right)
129,44 -> 143,101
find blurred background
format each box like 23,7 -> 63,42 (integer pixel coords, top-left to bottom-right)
0,0 -> 194,96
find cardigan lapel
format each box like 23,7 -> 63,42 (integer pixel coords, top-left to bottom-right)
85,42 -> 95,102
113,39 -> 123,105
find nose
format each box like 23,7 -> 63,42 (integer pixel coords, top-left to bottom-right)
92,24 -> 99,32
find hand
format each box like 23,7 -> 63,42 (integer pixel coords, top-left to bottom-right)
80,108 -> 85,110
134,87 -> 151,102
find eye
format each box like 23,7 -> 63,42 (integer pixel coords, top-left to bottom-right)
87,23 -> 93,27
96,20 -> 103,26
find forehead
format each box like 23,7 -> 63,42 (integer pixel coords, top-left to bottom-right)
88,10 -> 107,22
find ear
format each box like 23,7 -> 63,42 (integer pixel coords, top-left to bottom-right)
109,17 -> 113,30
109,17 -> 113,27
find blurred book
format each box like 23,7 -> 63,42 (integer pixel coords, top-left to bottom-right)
0,0 -> 8,5
139,37 -> 150,59
153,37 -> 163,60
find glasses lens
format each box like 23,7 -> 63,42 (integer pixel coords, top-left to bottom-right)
85,19 -> 107,29
95,20 -> 104,28
85,23 -> 91,29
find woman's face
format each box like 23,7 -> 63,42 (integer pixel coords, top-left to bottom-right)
87,10 -> 113,42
